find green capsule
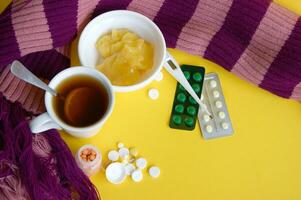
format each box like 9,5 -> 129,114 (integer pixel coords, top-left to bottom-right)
183,71 -> 190,80
192,83 -> 200,93
187,106 -> 196,116
184,117 -> 194,127
172,115 -> 182,125
175,104 -> 184,113
176,93 -> 186,103
189,96 -> 197,105
193,72 -> 202,82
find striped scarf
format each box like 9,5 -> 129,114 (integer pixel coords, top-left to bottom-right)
0,0 -> 301,199
1,0 -> 301,113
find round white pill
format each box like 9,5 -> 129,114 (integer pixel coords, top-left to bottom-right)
206,125 -> 213,133
212,90 -> 220,98
149,166 -> 160,178
154,71 -> 163,81
117,142 -> 124,149
119,148 -> 129,159
222,122 -> 229,130
218,111 -> 226,119
124,163 -> 136,175
148,88 -> 159,100
105,162 -> 126,184
215,101 -> 223,108
108,150 -> 119,161
131,169 -> 143,182
203,114 -> 210,122
210,80 -> 217,88
136,158 -> 147,169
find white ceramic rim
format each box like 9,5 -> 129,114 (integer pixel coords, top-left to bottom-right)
78,10 -> 167,92
45,66 -> 115,133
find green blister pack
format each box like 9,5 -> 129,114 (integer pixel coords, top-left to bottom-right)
169,65 -> 205,130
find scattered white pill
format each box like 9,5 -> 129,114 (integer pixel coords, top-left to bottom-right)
222,122 -> 229,130
203,114 -> 210,122
210,80 -> 217,88
119,148 -> 129,159
131,169 -> 143,182
129,147 -> 138,157
218,111 -> 226,119
136,157 -> 147,169
206,125 -> 213,133
215,100 -> 223,108
108,150 -> 119,161
154,71 -> 163,81
212,90 -> 220,98
117,142 -> 124,149
124,163 -> 136,175
105,162 -> 126,184
148,88 -> 159,100
149,166 -> 160,178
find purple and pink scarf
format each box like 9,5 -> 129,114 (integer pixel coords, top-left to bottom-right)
1,0 -> 301,199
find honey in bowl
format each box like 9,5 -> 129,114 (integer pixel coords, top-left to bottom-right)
96,29 -> 154,86
52,75 -> 109,127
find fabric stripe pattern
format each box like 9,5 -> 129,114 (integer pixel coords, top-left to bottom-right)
260,18 -> 301,98
153,0 -> 199,48
204,0 -> 271,71
232,3 -> 298,86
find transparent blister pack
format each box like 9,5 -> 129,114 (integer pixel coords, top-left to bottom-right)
198,73 -> 234,139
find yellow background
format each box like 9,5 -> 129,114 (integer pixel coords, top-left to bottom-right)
1,1 -> 301,200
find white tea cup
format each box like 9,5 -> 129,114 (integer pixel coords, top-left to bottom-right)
29,67 -> 115,138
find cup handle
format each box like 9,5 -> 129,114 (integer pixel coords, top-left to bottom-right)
29,112 -> 62,134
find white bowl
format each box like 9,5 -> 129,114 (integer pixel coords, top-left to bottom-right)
78,10 -> 166,92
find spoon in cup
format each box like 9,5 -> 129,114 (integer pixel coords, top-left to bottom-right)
10,60 -> 97,125
10,60 -> 61,98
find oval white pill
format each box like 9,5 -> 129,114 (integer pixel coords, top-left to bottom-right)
117,142 -> 124,149
149,166 -> 160,178
213,90 -> 220,98
125,163 -> 136,175
148,88 -> 159,100
215,101 -> 223,108
222,122 -> 229,130
136,157 -> 147,169
218,111 -> 226,119
203,114 -> 210,122
210,80 -> 217,88
108,150 -> 119,161
119,148 -> 129,159
131,169 -> 143,182
154,71 -> 163,81
206,125 -> 213,133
